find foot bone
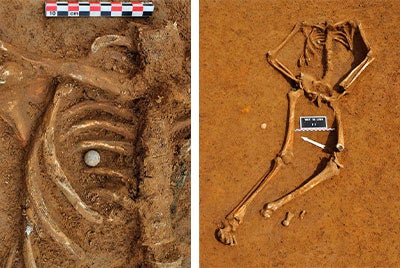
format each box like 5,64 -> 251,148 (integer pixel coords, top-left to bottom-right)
216,219 -> 239,246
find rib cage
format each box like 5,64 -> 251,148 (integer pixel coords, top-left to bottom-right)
25,82 -> 142,265
298,22 -> 355,68
299,27 -> 325,66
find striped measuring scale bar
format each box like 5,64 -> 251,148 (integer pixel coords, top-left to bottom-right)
45,2 -> 154,17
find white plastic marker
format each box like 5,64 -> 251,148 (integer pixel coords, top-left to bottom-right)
45,2 -> 154,17
301,136 -> 325,149
295,116 -> 335,132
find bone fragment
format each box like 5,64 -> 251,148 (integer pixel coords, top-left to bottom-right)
282,211 -> 295,227
83,167 -> 133,185
299,210 -> 306,220
88,188 -> 136,211
91,35 -> 133,53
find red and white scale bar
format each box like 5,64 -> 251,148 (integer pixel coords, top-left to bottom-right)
45,2 -> 154,17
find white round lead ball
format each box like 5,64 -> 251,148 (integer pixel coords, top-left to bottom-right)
261,123 -> 267,129
84,150 -> 100,167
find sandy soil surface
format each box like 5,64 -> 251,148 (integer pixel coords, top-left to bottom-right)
200,0 -> 400,267
0,0 -> 190,267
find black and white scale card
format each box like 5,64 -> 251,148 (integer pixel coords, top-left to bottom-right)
45,2 -> 154,17
295,116 -> 335,132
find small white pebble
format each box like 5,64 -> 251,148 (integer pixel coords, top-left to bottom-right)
261,123 -> 267,129
84,150 -> 100,167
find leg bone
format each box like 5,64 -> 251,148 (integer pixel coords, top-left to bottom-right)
261,156 -> 340,218
330,101 -> 344,151
280,89 -> 302,163
216,89 -> 302,245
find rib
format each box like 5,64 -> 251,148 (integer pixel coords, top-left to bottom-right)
5,242 -> 18,268
170,118 -> 190,138
23,234 -> 37,268
84,167 -> 133,184
332,31 -> 352,50
334,36 -> 351,50
61,120 -> 135,141
65,101 -> 135,122
78,140 -> 133,156
26,138 -> 85,259
89,188 -> 137,211
152,257 -> 183,268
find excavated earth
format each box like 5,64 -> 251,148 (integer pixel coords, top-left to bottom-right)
200,0 -> 400,267
0,0 -> 190,267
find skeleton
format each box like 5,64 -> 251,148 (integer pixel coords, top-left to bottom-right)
1,22 -> 188,266
216,20 -> 374,245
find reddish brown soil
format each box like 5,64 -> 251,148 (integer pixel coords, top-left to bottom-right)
200,0 -> 400,267
0,0 -> 190,267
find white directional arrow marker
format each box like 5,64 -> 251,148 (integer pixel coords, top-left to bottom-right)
301,136 -> 326,149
